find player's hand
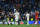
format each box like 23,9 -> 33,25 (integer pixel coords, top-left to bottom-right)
37,11 -> 39,14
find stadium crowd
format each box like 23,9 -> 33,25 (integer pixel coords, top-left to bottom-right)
0,0 -> 40,21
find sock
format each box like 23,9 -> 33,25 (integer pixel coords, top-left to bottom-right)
15,22 -> 17,25
16,22 -> 17,25
37,22 -> 39,25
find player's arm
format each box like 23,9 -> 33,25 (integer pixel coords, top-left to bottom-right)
26,14 -> 27,18
13,14 -> 15,18
35,10 -> 37,14
38,11 -> 39,14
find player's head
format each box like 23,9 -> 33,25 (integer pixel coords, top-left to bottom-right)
9,12 -> 11,15
35,10 -> 37,13
37,11 -> 39,13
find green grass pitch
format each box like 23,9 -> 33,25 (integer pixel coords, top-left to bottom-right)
0,24 -> 40,27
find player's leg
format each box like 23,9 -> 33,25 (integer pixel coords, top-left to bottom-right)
27,18 -> 29,25
11,21 -> 12,25
8,20 -> 10,25
8,20 -> 9,25
16,21 -> 18,25
2,20 -> 3,25
15,20 -> 18,25
37,18 -> 39,26
3,20 -> 5,25
33,18 -> 37,25
28,18 -> 29,25
2,19 -> 5,25
18,19 -> 20,25
15,18 -> 18,25
1,17 -> 4,25
11,18 -> 13,25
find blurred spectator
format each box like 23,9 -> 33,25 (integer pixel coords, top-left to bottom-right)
4,15 -> 7,21
0,0 -> 40,21
0,16 -> 1,21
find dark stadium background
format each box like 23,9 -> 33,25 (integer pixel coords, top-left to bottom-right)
0,0 -> 40,24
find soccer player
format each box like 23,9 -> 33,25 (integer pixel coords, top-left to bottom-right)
26,12 -> 30,25
33,10 -> 39,26
1,12 -> 5,25
14,10 -> 19,25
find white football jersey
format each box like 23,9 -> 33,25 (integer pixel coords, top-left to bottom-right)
26,14 -> 30,18
14,12 -> 19,19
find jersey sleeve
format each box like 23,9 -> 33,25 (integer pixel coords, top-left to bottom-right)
26,14 -> 27,16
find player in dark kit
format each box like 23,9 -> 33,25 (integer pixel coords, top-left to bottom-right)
1,12 -> 5,25
33,10 -> 39,26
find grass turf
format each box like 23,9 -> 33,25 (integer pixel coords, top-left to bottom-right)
0,24 -> 40,27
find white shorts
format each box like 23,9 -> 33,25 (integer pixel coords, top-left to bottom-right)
27,17 -> 29,21
15,18 -> 18,21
